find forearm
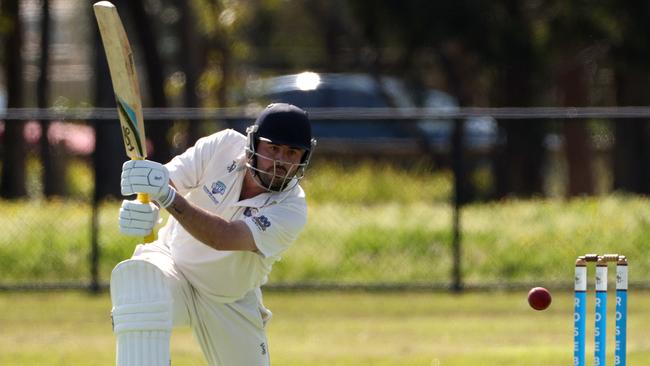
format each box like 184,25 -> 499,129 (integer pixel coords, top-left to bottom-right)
166,192 -> 257,252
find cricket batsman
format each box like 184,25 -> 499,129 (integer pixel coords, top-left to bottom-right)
114,103 -> 316,365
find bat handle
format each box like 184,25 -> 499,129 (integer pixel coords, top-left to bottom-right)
137,192 -> 156,243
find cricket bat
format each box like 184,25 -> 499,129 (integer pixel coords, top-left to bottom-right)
94,1 -> 154,243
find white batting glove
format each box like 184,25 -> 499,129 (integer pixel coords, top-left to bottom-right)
121,160 -> 176,207
119,199 -> 160,237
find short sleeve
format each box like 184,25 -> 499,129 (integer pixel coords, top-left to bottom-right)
242,199 -> 307,259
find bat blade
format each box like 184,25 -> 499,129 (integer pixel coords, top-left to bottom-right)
94,1 -> 154,242
93,1 -> 146,160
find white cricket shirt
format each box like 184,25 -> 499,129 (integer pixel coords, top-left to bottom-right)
156,129 -> 307,303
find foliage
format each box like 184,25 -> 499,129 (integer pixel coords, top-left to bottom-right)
2,159 -> 650,286
0,200 -> 91,282
303,160 -> 451,204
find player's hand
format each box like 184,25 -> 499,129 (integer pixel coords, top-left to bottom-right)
119,199 -> 160,237
121,160 -> 176,207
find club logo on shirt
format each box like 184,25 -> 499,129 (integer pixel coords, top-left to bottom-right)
211,181 -> 227,195
251,215 -> 271,231
227,160 -> 237,173
243,207 -> 259,217
202,180 -> 227,205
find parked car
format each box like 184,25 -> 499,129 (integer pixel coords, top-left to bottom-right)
417,89 -> 498,155
232,72 -> 419,156
233,71 -> 498,159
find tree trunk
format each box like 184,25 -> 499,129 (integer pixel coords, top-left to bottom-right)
612,69 -> 650,194
207,1 -> 233,140
493,1 -> 544,199
495,120 -> 546,198
306,0 -> 346,72
563,120 -> 594,196
129,1 -> 172,164
177,0 -> 201,146
1,0 -> 27,199
557,53 -> 594,197
38,0 -> 66,198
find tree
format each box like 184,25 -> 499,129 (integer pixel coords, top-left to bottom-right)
38,0 -> 66,197
609,0 -> 650,194
1,0 -> 27,199
545,1 -> 614,197
128,1 -> 172,164
193,0 -> 252,107
556,50 -> 596,196
177,0 -> 201,145
487,1 -> 546,198
345,1 -> 548,199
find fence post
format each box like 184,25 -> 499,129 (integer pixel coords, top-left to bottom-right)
451,118 -> 465,292
90,198 -> 100,293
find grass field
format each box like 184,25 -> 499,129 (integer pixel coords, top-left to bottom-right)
2,194 -> 650,287
3,160 -> 650,364
4,160 -> 650,286
1,290 -> 649,365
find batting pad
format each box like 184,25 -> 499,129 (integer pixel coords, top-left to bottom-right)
111,260 -> 173,366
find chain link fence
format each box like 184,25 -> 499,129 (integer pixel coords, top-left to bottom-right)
2,107 -> 650,291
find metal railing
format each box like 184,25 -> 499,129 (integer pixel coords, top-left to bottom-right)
5,106 -> 650,120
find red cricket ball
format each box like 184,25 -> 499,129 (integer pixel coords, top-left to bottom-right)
528,287 -> 552,310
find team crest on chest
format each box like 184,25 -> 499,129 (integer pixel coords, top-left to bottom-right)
202,180 -> 227,205
211,181 -> 227,195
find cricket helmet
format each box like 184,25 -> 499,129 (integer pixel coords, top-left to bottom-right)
245,103 -> 317,192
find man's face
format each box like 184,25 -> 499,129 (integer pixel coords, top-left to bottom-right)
254,141 -> 305,191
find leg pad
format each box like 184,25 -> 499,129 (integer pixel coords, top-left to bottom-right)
111,260 -> 172,366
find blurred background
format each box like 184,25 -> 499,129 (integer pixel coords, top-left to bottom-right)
1,0 -> 650,292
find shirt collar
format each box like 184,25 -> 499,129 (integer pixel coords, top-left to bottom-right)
234,183 -> 299,208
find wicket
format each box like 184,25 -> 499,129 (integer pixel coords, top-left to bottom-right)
574,254 -> 628,366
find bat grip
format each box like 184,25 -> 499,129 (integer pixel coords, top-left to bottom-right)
137,192 -> 155,243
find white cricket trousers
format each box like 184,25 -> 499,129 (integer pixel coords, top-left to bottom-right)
119,241 -> 272,366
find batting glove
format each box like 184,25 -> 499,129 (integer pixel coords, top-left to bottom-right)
119,199 -> 161,237
121,160 -> 176,207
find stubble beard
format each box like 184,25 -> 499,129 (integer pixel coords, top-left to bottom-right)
258,167 -> 292,191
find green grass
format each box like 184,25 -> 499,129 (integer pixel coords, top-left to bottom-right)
1,290 -> 649,365
2,161 -> 650,286
3,195 -> 650,286
302,161 -> 452,204
274,194 -> 650,285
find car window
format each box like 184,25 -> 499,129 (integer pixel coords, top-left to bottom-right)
330,89 -> 387,107
266,88 -> 389,108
